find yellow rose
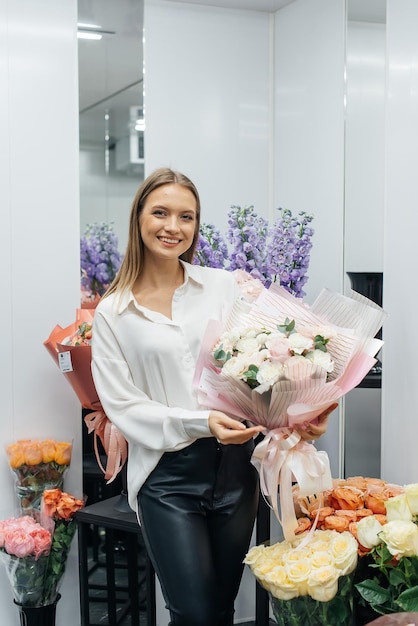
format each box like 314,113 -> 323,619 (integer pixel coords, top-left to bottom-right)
40,439 -> 57,464
385,493 -> 413,522
404,483 -> 418,516
379,520 -> 418,557
307,565 -> 339,602
356,515 -> 383,549
330,531 -> 358,575
284,557 -> 311,595
244,544 -> 266,566
54,441 -> 72,466
6,442 -> 26,468
311,550 -> 333,569
268,566 -> 299,600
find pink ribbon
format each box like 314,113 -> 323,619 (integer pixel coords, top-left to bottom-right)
84,410 -> 128,484
251,428 -> 331,542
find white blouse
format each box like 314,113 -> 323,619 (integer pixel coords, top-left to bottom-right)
91,261 -> 240,513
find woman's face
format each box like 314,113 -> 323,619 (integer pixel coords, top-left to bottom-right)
139,183 -> 198,262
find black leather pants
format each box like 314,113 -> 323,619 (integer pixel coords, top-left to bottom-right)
137,437 -> 259,626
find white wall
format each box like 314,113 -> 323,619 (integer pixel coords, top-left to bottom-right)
144,0 -> 272,231
0,1 -> 82,624
381,0 -> 418,485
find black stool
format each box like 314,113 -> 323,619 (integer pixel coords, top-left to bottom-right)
76,495 -> 156,626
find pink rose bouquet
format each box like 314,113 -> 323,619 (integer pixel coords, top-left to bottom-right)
0,489 -> 84,608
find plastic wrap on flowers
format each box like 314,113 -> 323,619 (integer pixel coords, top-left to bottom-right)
43,310 -> 127,483
6,439 -> 72,513
268,572 -> 355,626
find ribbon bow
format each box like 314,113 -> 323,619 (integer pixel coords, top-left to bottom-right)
84,409 -> 128,483
251,427 -> 332,542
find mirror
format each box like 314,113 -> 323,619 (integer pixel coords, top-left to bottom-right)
78,0 -> 144,254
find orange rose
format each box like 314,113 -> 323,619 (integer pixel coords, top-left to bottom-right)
295,517 -> 312,535
24,441 -> 43,465
343,476 -> 369,491
323,515 -> 350,532
348,521 -> 371,556
365,490 -> 388,515
43,489 -> 84,521
41,439 -> 57,464
309,506 -> 335,521
331,486 -> 364,511
54,442 -> 72,466
335,509 -> 357,522
355,508 -> 374,520
6,442 -> 26,469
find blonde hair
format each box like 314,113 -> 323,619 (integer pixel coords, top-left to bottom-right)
104,168 -> 201,299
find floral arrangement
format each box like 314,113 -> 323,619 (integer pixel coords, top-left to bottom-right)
80,222 -> 123,302
44,310 -> 127,483
0,489 -> 84,608
65,322 -> 92,346
353,483 -> 418,619
6,439 -> 72,513
194,205 -> 314,298
244,529 -> 358,625
212,318 -> 334,394
195,280 -> 386,540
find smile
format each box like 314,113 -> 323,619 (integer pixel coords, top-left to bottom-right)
159,237 -> 181,244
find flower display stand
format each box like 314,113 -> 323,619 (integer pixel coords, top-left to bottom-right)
76,495 -> 156,626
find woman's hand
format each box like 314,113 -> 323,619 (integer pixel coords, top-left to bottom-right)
209,411 -> 264,445
296,402 -> 339,442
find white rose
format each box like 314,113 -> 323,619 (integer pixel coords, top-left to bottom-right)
329,531 -> 358,575
304,349 -> 334,373
235,336 -> 260,353
243,545 -> 266,566
256,360 -> 283,388
307,566 -> 339,602
404,484 -> 418,516
267,566 -> 300,601
288,332 -> 313,355
379,520 -> 418,557
385,493 -> 413,522
284,557 -> 311,596
221,354 -> 250,378
356,516 -> 384,549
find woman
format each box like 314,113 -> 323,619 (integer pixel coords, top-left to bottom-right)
91,167 -> 334,626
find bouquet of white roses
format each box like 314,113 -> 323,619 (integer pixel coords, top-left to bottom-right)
244,529 -> 358,625
194,280 -> 387,540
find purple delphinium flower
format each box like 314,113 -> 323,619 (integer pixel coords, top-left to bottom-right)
193,223 -> 229,269
265,208 -> 314,297
80,222 -> 123,296
226,205 -> 269,283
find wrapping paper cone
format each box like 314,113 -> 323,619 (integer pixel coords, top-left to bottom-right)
43,310 -> 127,482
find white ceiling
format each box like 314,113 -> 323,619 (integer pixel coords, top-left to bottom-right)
78,0 -> 386,150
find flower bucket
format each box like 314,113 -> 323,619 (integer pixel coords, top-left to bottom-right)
14,594 -> 60,626
269,573 -> 355,626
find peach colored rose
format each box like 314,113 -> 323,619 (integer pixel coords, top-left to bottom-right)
331,486 -> 364,511
355,508 -> 374,520
309,506 -> 335,521
365,490 -> 389,515
295,517 -> 312,535
335,509 -> 357,522
323,515 -> 350,532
